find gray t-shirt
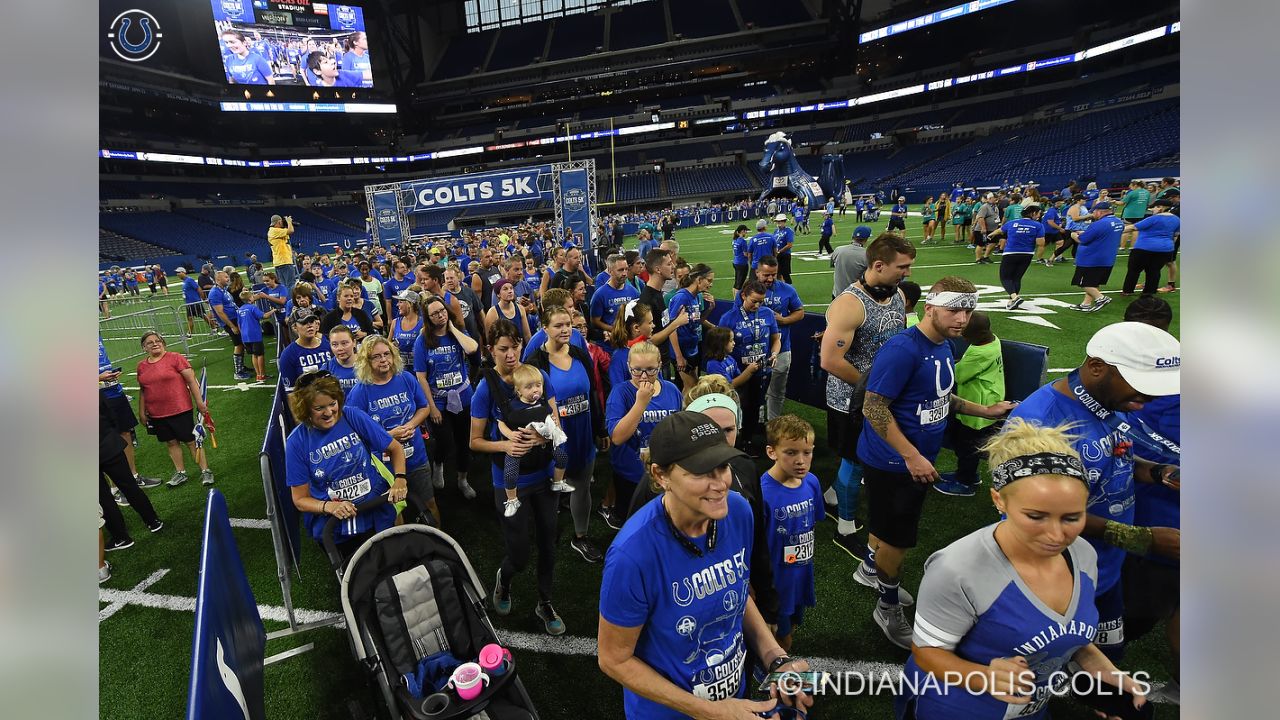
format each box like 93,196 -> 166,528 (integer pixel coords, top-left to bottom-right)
830,243 -> 868,299
974,202 -> 1001,233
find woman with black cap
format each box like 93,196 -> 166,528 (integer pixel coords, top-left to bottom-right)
599,411 -> 814,720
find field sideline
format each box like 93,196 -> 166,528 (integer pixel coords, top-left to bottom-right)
98,208 -> 1179,719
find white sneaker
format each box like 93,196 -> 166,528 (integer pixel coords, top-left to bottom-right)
99,561 -> 112,585
852,563 -> 915,604
503,498 -> 521,517
550,480 -> 573,493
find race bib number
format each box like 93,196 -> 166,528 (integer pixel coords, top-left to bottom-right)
558,394 -> 589,418
918,399 -> 950,426
691,646 -> 746,702
328,477 -> 372,502
436,371 -> 464,389
783,532 -> 815,564
1004,689 -> 1051,719
386,445 -> 415,461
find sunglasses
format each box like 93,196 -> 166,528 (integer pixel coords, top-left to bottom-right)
295,369 -> 334,389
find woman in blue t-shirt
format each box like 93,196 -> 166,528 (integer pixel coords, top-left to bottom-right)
1121,200 -> 1180,296
598,411 -> 813,720
389,288 -> 423,369
221,30 -> 275,85
666,264 -> 717,388
414,293 -> 480,500
469,320 -> 566,635
347,336 -> 435,524
524,305 -> 609,563
900,419 -> 1148,720
285,371 -> 406,564
323,326 -> 359,394
606,342 -> 682,515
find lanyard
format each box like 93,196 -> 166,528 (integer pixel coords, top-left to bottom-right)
1067,370 -> 1180,459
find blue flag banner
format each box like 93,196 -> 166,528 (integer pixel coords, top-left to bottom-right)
186,490 -> 266,720
403,165 -> 554,212
558,168 -> 592,246
261,382 -> 302,567
371,191 -> 404,246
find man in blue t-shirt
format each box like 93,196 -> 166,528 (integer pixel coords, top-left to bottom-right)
718,280 -> 779,451
984,204 -> 1046,310
176,267 -> 215,336
887,197 -> 908,234
1010,321 -> 1180,658
746,257 -> 804,421
589,254 -> 640,340
855,277 -> 1015,648
208,271 -> 253,380
1069,201 -> 1126,313
747,219 -> 777,271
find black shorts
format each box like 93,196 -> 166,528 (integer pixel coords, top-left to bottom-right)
1121,554 -> 1179,623
887,216 -> 906,231
1045,233 -> 1061,245
733,263 -> 749,290
826,406 -> 861,461
186,303 -> 207,318
104,393 -> 138,433
244,340 -> 265,356
150,410 -> 195,443
225,328 -> 243,346
1123,217 -> 1140,226
1072,265 -> 1113,288
864,464 -> 929,549
972,231 -> 989,247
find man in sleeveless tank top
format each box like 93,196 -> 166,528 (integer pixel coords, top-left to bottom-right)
818,234 -> 916,562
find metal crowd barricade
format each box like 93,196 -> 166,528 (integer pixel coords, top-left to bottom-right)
98,301 -> 225,364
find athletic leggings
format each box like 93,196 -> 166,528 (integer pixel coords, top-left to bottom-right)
567,453 -> 597,536
999,254 -> 1034,295
492,483 -> 558,601
1122,248 -> 1174,295
1052,235 -> 1076,259
428,407 -> 472,474
99,452 -> 160,543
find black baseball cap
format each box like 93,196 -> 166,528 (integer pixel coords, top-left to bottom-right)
648,412 -> 747,474
288,308 -> 320,325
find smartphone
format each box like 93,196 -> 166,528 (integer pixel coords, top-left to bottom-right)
757,671 -> 823,693
1074,686 -> 1153,720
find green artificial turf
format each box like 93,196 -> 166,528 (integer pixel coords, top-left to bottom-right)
99,212 -> 1179,719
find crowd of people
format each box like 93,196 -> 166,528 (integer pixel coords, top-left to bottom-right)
100,178 -> 1181,717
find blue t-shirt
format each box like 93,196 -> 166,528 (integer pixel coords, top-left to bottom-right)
383,277 -> 415,319
324,358 -> 359,394
1074,215 -> 1125,268
225,52 -> 273,84
605,379 -> 682,484
262,284 -> 287,309
346,372 -> 429,470
599,492 -> 754,717
207,286 -> 237,328
341,50 -> 371,80
98,336 -> 124,400
279,338 -> 333,390
1133,214 -> 1179,253
1010,384 -> 1137,593
773,227 -> 795,256
413,333 -> 473,407
391,315 -> 423,369
717,306 -> 778,368
522,328 -> 588,361
1129,393 -> 1180,567
1041,207 -> 1063,234
858,326 -> 955,472
892,202 -> 908,216
285,406 -> 396,541
747,233 -> 777,269
590,282 -> 641,329
999,218 -> 1045,255
547,356 -> 596,473
471,370 -> 556,489
731,235 -> 749,267
236,303 -> 266,343
760,471 -> 824,617
666,288 -> 705,357
758,282 -> 803,353
704,356 -> 740,382
821,216 -> 833,236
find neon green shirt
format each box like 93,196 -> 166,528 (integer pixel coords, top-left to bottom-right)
956,337 -> 1005,430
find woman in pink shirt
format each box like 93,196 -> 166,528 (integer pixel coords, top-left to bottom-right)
136,331 -> 213,487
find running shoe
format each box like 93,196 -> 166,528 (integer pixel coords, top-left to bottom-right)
166,470 -> 188,487
873,602 -> 914,650
99,561 -> 112,585
104,537 -> 135,552
535,601 -> 567,636
458,478 -> 477,500
201,469 -> 215,486
112,488 -> 129,506
492,569 -> 511,616
569,536 -> 604,563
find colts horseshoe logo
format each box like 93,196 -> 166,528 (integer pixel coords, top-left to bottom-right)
107,9 -> 164,63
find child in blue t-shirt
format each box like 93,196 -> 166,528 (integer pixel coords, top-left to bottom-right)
496,365 -> 572,517
761,415 -> 824,651
701,326 -> 758,389
237,290 -> 277,382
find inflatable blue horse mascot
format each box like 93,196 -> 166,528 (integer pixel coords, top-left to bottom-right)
758,132 -> 824,210
819,154 -> 846,202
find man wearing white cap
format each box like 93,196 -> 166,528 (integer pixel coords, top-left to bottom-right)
773,213 -> 795,284
1009,321 -> 1181,660
748,219 -> 777,272
267,214 -> 297,290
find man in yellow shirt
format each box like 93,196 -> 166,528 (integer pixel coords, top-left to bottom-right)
935,311 -> 1004,497
268,214 -> 297,289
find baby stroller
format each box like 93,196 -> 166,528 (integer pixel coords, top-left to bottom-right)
325,496 -> 539,720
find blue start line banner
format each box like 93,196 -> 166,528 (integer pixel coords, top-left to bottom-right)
404,165 -> 554,212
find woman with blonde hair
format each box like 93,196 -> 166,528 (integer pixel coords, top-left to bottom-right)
605,341 -> 680,513
898,418 -> 1148,720
346,336 -> 436,522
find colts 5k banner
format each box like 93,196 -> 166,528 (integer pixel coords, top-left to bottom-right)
558,168 -> 592,246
